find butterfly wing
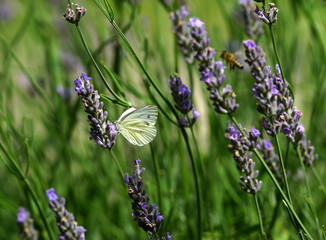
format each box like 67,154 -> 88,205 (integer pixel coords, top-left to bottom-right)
116,105 -> 158,146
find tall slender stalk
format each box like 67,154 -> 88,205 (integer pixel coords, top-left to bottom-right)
269,25 -> 285,81
180,127 -> 202,240
109,150 -> 125,181
253,194 -> 267,239
268,25 -> 294,99
311,166 -> 326,197
150,144 -> 162,209
274,134 -> 293,205
297,148 -> 322,240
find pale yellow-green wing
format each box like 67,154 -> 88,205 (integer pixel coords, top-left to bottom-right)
116,105 -> 158,146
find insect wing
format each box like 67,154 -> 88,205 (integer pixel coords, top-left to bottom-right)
119,121 -> 157,146
117,105 -> 158,146
119,105 -> 158,123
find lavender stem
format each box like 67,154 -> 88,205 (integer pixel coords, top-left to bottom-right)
253,194 -> 267,239
109,150 -> 126,183
311,166 -> 326,198
296,147 -> 322,240
274,134 -> 293,206
150,144 -> 162,209
180,127 -> 202,240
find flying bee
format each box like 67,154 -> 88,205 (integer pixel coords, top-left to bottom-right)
220,50 -> 244,70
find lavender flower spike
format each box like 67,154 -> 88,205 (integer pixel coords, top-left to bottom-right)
256,139 -> 282,181
124,160 -> 172,239
171,6 -> 239,114
17,207 -> 38,240
243,40 -> 317,166
225,123 -> 262,194
74,73 -> 117,149
169,6 -> 194,63
169,74 -> 199,127
238,0 -> 264,40
254,3 -> 279,25
46,188 -> 86,240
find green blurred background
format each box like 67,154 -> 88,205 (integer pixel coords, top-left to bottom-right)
0,0 -> 325,239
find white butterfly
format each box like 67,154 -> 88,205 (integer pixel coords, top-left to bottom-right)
115,105 -> 158,146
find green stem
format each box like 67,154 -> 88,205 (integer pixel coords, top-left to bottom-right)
269,25 -> 294,99
267,192 -> 281,235
92,3 -> 137,60
274,134 -> 293,205
297,147 -> 322,240
228,114 -> 312,239
75,24 -> 130,107
269,25 -> 284,80
0,142 -> 55,240
150,144 -> 162,209
110,20 -> 177,114
253,194 -> 267,239
274,135 -> 298,231
187,63 -> 194,93
109,150 -> 125,181
180,127 -> 202,240
190,126 -> 205,179
311,166 -> 326,198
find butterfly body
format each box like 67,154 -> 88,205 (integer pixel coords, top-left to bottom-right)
115,105 -> 158,146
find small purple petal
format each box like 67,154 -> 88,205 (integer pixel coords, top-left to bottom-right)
46,188 -> 58,201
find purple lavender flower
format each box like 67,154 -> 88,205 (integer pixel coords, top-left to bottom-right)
254,3 -> 279,25
63,3 -> 87,24
225,123 -> 262,194
170,6 -> 195,63
124,160 -> 172,238
171,6 -> 239,114
74,73 -> 117,149
17,207 -> 38,240
298,137 -> 318,167
169,74 -> 199,127
256,139 -> 282,181
46,188 -> 86,240
237,0 -> 264,40
243,40 -> 317,166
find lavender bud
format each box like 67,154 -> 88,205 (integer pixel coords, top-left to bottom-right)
170,6 -> 194,63
169,74 -> 199,127
46,188 -> 86,240
254,3 -> 279,25
63,3 -> 87,24
17,208 -> 38,240
238,0 -> 264,40
256,139 -> 282,181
